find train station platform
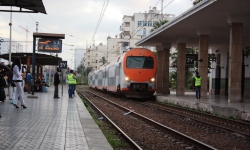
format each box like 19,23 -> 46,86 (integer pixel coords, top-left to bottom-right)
0,86 -> 112,150
154,91 -> 250,122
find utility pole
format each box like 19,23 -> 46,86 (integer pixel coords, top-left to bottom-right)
36,22 -> 38,32
19,25 -> 29,52
161,0 -> 163,21
9,7 -> 12,65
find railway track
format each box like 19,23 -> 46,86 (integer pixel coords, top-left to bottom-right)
143,101 -> 250,137
79,90 -> 216,150
78,87 -> 250,149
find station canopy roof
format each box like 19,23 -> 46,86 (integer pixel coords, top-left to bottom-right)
0,0 -> 46,14
136,0 -> 250,48
0,53 -> 62,66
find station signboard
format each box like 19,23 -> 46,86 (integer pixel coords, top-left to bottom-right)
58,61 -> 67,69
38,38 -> 62,53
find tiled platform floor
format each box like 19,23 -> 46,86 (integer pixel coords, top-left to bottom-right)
0,86 -> 112,150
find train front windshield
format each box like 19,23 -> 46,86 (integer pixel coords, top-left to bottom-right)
126,56 -> 154,69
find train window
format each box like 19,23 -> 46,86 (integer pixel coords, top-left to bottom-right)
126,56 -> 154,69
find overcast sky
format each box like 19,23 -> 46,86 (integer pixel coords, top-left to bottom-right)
0,0 -> 194,68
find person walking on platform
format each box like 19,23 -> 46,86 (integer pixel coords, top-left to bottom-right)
12,57 -> 27,109
67,70 -> 76,98
194,72 -> 202,100
53,67 -> 60,98
26,71 -> 33,94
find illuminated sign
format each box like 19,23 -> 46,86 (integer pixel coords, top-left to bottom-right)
38,38 -> 62,53
58,61 -> 67,69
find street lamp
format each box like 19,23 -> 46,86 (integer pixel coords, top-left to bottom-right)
8,7 -> 13,65
208,53 -> 217,62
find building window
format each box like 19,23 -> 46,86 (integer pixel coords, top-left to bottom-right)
96,60 -> 98,63
138,21 -> 142,26
148,21 -> 152,26
143,21 -> 147,26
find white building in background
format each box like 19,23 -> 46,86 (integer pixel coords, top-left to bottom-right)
0,38 -> 23,63
74,48 -> 85,70
84,43 -> 107,70
84,7 -> 175,71
119,7 -> 175,49
0,38 -> 24,54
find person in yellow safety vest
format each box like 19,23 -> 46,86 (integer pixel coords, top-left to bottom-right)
194,72 -> 202,100
72,72 -> 77,97
67,70 -> 77,98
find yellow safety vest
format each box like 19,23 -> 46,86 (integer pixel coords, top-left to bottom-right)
195,77 -> 202,86
73,78 -> 77,84
68,74 -> 75,84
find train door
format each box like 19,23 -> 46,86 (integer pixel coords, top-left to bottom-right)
107,67 -> 109,91
104,67 -> 107,91
116,63 -> 121,92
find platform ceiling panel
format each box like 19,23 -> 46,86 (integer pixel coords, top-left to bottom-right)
0,0 -> 46,14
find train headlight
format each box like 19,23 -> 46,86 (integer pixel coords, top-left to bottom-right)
150,77 -> 155,82
125,77 -> 130,82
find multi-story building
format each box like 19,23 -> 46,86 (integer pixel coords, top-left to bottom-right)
0,38 -> 23,63
119,7 -> 175,48
0,38 -> 23,54
84,43 -> 107,70
84,7 -> 175,71
74,48 -> 85,70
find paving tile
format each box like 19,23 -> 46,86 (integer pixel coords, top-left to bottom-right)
0,86 -> 112,150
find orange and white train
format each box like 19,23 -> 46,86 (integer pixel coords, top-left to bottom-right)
88,48 -> 157,98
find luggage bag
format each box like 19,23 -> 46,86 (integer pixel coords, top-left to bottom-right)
42,86 -> 47,92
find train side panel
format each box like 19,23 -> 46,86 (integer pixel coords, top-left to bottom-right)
88,48 -> 156,98
107,65 -> 117,92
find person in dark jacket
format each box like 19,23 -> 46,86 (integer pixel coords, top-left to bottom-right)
53,67 -> 60,98
6,64 -> 13,101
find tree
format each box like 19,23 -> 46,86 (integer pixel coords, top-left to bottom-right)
76,64 -> 84,74
99,56 -> 107,65
151,20 -> 168,32
170,48 -> 198,89
86,67 -> 93,76
193,0 -> 203,5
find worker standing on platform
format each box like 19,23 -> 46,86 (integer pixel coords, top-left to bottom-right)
72,71 -> 77,97
194,72 -> 202,100
67,70 -> 76,98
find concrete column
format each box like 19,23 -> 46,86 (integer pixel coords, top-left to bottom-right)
36,66 -> 39,79
162,50 -> 170,94
228,23 -> 243,102
162,43 -> 171,94
27,56 -> 31,71
176,43 -> 186,96
41,66 -> 43,78
198,34 -> 209,97
156,46 -> 163,93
